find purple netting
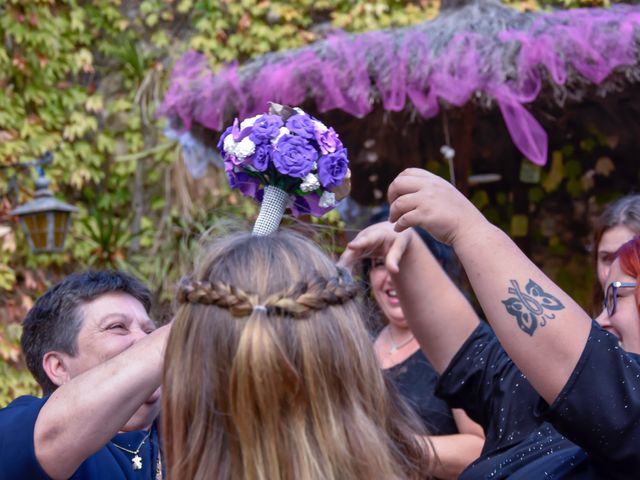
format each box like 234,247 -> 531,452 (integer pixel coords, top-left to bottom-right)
160,2 -> 640,166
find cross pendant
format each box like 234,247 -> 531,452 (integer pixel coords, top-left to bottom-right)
132,455 -> 143,470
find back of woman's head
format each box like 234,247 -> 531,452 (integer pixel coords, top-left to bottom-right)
162,230 -> 431,480
617,235 -> 640,311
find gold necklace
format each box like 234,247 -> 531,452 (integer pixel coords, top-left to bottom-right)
111,430 -> 151,470
387,327 -> 415,353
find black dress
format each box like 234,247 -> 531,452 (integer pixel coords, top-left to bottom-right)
436,321 -> 640,479
386,348 -> 458,435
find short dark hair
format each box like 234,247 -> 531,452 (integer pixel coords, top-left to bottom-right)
21,271 -> 152,395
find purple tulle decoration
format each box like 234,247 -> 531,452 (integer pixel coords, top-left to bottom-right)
160,2 -> 640,167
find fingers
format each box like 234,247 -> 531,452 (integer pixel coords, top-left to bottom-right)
385,232 -> 411,274
337,248 -> 357,271
339,222 -> 399,269
337,240 -> 373,271
339,229 -> 383,268
393,209 -> 423,233
387,169 -> 431,204
389,190 -> 422,225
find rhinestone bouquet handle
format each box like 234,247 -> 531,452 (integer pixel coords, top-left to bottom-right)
252,186 -> 290,236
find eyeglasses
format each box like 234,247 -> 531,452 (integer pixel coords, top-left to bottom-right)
604,281 -> 637,317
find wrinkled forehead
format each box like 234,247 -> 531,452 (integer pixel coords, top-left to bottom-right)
76,292 -> 153,330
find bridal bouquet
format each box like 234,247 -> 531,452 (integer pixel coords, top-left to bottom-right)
218,103 -> 351,235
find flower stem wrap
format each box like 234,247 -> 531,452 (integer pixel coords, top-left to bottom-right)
252,186 -> 290,236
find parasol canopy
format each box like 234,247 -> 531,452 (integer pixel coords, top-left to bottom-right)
161,0 -> 640,199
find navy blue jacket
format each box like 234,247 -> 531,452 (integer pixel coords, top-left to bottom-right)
0,395 -> 162,479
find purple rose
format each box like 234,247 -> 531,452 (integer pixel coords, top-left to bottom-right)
250,114 -> 283,144
231,118 -> 252,142
317,148 -> 348,188
222,148 -> 246,167
250,143 -> 273,172
225,163 -> 261,199
272,135 -> 317,178
291,193 -> 333,218
285,114 -> 316,139
315,127 -> 342,155
217,126 -> 233,154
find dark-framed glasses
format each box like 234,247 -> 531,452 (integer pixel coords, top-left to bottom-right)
604,281 -> 637,317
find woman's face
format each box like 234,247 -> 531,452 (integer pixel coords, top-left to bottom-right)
596,259 -> 640,354
597,225 -> 636,290
63,292 -> 161,431
369,258 -> 408,328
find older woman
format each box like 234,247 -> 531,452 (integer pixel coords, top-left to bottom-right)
0,271 -> 168,480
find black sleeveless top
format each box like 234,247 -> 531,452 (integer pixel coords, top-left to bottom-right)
385,348 -> 458,435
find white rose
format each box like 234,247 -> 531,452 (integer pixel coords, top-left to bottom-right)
319,191 -> 336,208
240,114 -> 261,129
300,173 -> 320,193
234,137 -> 256,159
223,134 -> 237,154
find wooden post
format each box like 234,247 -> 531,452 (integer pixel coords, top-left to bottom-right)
451,104 -> 474,196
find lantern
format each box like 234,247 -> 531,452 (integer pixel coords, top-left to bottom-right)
10,173 -> 77,253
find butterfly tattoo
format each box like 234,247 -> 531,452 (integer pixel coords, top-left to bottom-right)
502,279 -> 564,336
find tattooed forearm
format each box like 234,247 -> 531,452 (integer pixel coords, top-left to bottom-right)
501,279 -> 565,336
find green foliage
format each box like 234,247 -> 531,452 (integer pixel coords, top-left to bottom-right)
0,323 -> 40,407
190,0 -> 438,68
0,0 -> 625,401
0,0 -> 445,401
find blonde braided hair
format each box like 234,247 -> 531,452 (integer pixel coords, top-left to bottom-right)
177,267 -> 359,318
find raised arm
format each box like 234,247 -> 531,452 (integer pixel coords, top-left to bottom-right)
341,223 -> 483,477
340,222 -> 479,373
388,168 -> 592,404
33,324 -> 170,479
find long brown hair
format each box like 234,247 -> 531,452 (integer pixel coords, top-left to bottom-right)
162,231 -> 432,480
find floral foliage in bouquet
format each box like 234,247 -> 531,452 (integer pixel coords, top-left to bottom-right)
217,103 -> 351,224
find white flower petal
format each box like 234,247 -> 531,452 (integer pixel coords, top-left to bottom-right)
319,191 -> 336,208
240,114 -> 261,129
235,137 -> 256,159
300,173 -> 320,193
272,126 -> 290,145
223,135 -> 237,154
312,120 -> 328,133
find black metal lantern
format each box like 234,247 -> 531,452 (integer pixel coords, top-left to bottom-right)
10,172 -> 78,253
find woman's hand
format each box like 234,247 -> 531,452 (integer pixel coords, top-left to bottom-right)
388,168 -> 487,247
338,221 -> 415,274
